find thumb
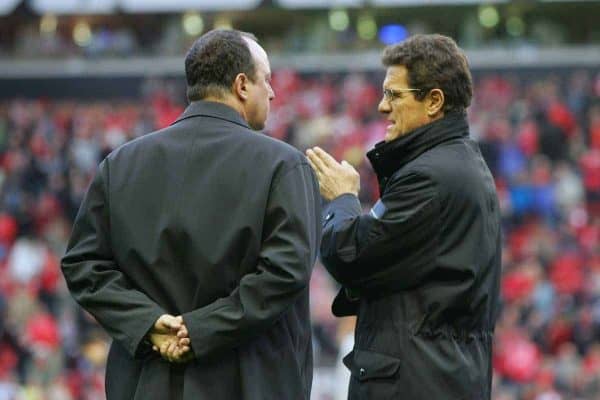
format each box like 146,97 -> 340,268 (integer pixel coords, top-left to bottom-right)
163,315 -> 182,330
156,314 -> 181,331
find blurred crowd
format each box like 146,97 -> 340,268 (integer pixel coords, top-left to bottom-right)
0,68 -> 599,399
4,5 -> 598,60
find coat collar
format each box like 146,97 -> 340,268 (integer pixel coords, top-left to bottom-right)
172,100 -> 250,129
366,112 -> 469,184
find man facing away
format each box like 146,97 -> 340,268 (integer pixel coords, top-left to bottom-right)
307,34 -> 502,399
61,29 -> 321,400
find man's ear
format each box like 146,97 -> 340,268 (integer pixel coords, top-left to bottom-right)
427,89 -> 445,117
233,73 -> 249,101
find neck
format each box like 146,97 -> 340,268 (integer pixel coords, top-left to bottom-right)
368,111 -> 469,182
199,95 -> 247,122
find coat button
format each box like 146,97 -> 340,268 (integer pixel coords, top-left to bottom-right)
359,368 -> 366,377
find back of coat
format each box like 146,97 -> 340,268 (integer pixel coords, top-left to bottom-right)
61,101 -> 321,400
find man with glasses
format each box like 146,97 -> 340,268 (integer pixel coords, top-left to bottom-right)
306,34 -> 501,399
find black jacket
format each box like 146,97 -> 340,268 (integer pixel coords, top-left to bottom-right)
321,112 -> 501,400
61,101 -> 321,400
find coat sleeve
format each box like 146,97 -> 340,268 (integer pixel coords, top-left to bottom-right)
182,162 -> 321,359
61,160 -> 165,357
320,169 -> 439,293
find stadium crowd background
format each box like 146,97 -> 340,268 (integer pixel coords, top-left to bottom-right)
1,1 -> 600,399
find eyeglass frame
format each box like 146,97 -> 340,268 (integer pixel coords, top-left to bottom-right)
382,88 -> 426,102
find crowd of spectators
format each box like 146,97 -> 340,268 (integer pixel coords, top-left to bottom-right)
3,7 -> 598,60
0,68 -> 598,399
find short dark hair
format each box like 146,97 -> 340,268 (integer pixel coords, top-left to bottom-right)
185,29 -> 258,101
382,34 -> 473,113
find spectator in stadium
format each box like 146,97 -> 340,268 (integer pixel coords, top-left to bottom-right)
306,34 -> 502,399
61,29 -> 321,399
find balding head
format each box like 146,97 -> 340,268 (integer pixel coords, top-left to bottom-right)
184,29 -> 258,102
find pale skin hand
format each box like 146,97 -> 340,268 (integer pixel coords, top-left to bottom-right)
305,147 -> 360,201
148,314 -> 193,363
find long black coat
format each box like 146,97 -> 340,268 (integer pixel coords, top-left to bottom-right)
61,101 -> 321,400
321,112 -> 501,399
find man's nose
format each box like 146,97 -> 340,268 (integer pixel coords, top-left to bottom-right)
378,98 -> 390,113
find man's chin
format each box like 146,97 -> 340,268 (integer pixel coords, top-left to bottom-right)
384,130 -> 399,142
249,121 -> 266,131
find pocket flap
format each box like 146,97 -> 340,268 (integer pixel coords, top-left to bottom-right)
342,349 -> 401,381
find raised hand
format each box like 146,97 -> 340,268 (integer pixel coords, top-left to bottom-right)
306,147 -> 360,201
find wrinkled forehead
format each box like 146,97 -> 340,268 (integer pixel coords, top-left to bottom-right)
243,37 -> 270,75
382,65 -> 409,88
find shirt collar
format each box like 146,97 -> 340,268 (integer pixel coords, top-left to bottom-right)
172,100 -> 250,129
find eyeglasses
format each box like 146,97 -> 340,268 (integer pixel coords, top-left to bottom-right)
382,88 -> 423,102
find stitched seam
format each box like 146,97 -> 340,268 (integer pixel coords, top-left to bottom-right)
102,159 -> 137,351
102,159 -> 111,243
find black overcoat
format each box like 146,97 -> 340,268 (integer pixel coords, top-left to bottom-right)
321,112 -> 502,399
61,101 -> 321,400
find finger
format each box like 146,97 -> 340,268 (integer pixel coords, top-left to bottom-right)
173,347 -> 182,359
160,341 -> 170,357
155,314 -> 181,333
177,325 -> 189,338
154,314 -> 167,330
306,149 -> 327,173
167,341 -> 178,357
164,315 -> 181,331
152,345 -> 158,352
175,345 -> 190,357
178,337 -> 190,346
314,147 -> 339,168
306,156 -> 319,174
172,347 -> 185,361
308,163 -> 325,183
